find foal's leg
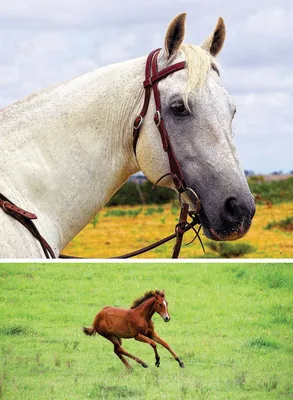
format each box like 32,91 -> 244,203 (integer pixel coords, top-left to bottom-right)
106,335 -> 148,369
117,344 -> 149,369
105,335 -> 131,369
135,333 -> 161,367
151,331 -> 185,368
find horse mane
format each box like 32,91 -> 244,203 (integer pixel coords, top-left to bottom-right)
180,44 -> 219,109
130,290 -> 163,309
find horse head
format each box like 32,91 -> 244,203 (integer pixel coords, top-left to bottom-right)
154,290 -> 170,322
136,14 -> 255,241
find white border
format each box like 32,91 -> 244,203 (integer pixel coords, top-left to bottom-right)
0,258 -> 292,263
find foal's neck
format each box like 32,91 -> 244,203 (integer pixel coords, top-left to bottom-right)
0,56 -> 146,253
135,297 -> 156,321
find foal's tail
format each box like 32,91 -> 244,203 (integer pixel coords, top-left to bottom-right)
82,326 -> 96,336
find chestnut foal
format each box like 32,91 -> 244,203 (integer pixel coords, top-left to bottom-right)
83,290 -> 185,369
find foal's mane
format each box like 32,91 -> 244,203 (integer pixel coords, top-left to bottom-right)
130,290 -> 163,309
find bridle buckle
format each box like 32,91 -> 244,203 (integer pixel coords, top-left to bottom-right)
154,110 -> 161,126
2,201 -> 9,212
133,115 -> 143,130
178,187 -> 201,214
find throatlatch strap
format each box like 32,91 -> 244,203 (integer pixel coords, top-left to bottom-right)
132,48 -> 186,192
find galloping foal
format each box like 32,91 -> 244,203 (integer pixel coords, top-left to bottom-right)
83,290 -> 184,369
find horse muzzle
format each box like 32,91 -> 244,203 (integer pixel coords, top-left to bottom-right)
199,196 -> 256,241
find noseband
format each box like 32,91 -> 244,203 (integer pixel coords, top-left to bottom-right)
0,49 -> 202,259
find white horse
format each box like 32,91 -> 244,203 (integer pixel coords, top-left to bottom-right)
0,13 -> 255,258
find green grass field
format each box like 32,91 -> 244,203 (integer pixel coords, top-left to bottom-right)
0,263 -> 292,399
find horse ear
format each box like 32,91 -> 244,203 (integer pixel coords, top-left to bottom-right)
164,13 -> 186,60
200,17 -> 226,57
161,290 -> 165,297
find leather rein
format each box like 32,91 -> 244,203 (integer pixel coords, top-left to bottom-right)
0,48 -> 202,259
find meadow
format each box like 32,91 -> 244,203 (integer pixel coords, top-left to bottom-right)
63,202 -> 293,258
0,263 -> 292,399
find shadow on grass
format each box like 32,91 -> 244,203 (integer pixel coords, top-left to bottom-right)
87,383 -> 140,399
246,337 -> 280,350
0,325 -> 35,336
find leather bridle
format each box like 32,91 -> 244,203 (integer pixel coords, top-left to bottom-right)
0,48 -> 202,259
133,48 -> 187,193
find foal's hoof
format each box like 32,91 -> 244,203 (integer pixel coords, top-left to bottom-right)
179,361 -> 185,368
155,360 -> 160,367
141,362 -> 149,368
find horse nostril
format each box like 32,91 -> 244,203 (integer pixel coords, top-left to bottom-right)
224,197 -> 243,219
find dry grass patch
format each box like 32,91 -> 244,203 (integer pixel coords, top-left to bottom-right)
63,203 -> 293,258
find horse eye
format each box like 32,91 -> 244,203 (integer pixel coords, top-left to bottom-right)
170,102 -> 189,117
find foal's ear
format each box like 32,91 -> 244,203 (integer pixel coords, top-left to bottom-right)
161,290 -> 165,297
164,13 -> 186,60
200,17 -> 226,57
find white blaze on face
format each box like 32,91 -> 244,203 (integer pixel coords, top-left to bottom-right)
162,300 -> 170,320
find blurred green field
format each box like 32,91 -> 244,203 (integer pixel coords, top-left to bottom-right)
0,263 -> 293,399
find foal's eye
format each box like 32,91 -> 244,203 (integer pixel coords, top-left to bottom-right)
170,102 -> 190,117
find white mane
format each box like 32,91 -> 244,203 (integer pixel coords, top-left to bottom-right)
180,44 -> 218,107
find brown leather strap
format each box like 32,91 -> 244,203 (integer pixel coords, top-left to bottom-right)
151,51 -> 186,192
0,193 -> 56,259
133,49 -> 186,193
0,191 -> 200,260
60,203 -> 200,259
0,193 -> 199,259
114,202 -> 197,259
143,61 -> 186,88
172,203 -> 189,258
133,49 -> 160,152
0,198 -> 37,219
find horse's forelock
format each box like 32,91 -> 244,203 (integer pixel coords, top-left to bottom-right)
180,44 -> 218,109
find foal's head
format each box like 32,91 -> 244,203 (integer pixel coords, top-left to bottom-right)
154,290 -> 170,322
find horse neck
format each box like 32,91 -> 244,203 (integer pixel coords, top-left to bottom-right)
133,297 -> 156,321
0,56 -> 146,252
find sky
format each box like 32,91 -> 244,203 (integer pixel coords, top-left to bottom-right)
0,0 -> 292,174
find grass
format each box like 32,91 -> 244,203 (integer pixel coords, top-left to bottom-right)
206,242 -> 256,258
248,177 -> 293,204
0,263 -> 293,399
143,206 -> 164,216
265,217 -> 293,232
63,202 -> 293,258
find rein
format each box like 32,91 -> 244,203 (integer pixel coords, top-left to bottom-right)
0,193 -> 55,258
0,48 -> 202,259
